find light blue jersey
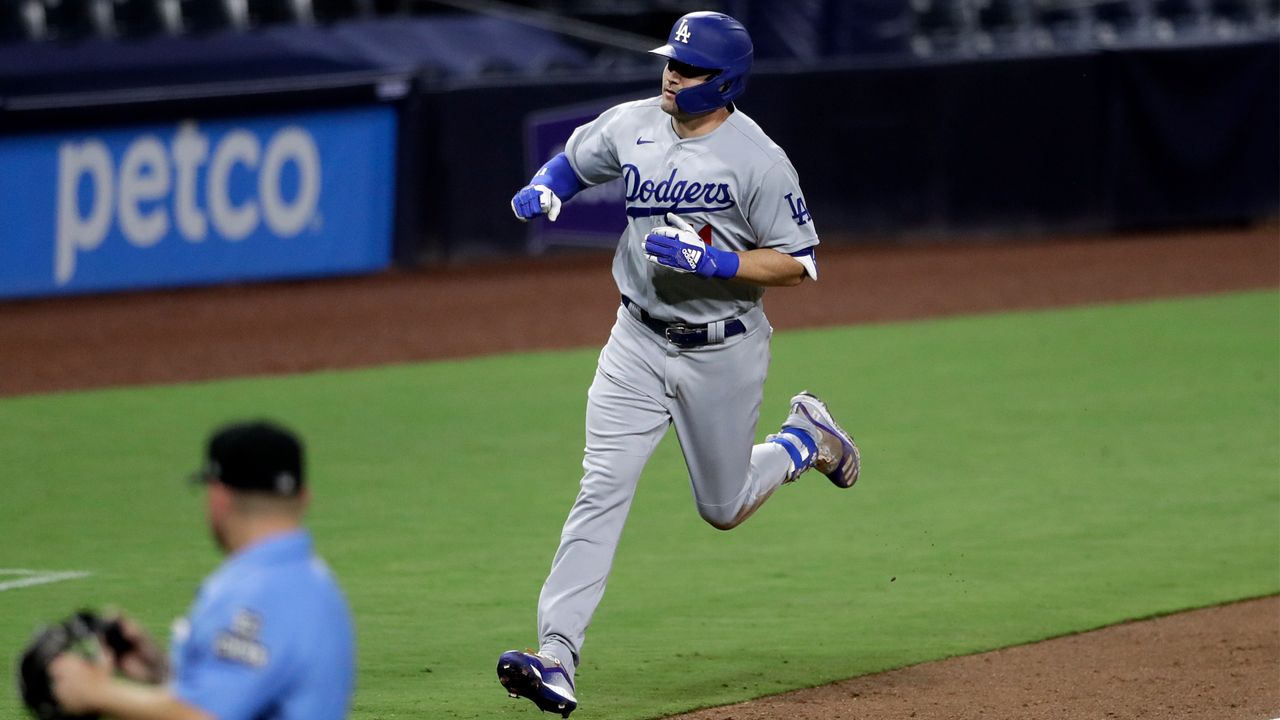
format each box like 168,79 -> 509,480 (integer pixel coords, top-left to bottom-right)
170,530 -> 355,720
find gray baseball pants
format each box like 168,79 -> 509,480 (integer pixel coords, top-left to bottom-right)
537,303 -> 793,679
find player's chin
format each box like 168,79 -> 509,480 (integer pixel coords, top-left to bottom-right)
659,93 -> 677,115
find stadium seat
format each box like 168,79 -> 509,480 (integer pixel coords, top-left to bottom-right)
1028,0 -> 1092,49
1206,0 -> 1266,32
39,0 -> 115,39
974,0 -> 1034,52
910,0 -> 965,55
1090,0 -> 1144,43
976,0 -> 1020,33
111,0 -> 180,36
178,0 -> 246,33
247,0 -> 311,26
1151,0 -> 1211,36
0,0 -> 48,42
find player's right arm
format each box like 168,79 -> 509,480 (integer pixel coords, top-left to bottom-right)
49,653 -> 213,720
511,104 -> 626,222
511,153 -> 583,222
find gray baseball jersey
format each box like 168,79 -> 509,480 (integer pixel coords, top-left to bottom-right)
564,97 -> 818,324
532,97 -> 818,688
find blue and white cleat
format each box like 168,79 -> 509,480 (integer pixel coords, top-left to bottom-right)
780,391 -> 861,488
497,650 -> 578,718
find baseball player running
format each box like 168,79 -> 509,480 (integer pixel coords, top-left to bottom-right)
498,11 -> 861,717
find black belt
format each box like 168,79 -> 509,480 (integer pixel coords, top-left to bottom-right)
621,295 -> 747,348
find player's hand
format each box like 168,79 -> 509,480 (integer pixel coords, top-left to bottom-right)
644,213 -> 738,279
49,648 -> 112,713
104,612 -> 168,684
510,184 -> 562,222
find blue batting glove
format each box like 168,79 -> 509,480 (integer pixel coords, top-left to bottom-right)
510,185 -> 561,222
644,212 -> 739,279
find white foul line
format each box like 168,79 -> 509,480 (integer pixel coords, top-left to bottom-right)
0,569 -> 92,592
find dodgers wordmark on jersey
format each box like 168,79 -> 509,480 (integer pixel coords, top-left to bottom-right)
565,97 -> 819,325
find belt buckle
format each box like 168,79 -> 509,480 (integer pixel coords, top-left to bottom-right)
664,323 -> 698,347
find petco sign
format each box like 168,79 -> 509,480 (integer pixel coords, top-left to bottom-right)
57,123 -> 322,283
0,106 -> 395,299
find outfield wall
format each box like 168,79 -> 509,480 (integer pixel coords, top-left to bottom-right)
410,39 -> 1278,259
0,31 -> 1274,297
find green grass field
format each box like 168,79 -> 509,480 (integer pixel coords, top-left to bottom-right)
1,290 -> 1277,719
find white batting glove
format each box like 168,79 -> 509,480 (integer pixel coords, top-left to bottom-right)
644,213 -> 698,271
665,212 -> 698,237
644,212 -> 739,279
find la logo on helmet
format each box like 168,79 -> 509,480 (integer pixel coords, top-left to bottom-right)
674,19 -> 691,43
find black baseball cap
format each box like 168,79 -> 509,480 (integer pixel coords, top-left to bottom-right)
192,421 -> 305,496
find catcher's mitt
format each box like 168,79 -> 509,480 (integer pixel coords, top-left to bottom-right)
16,610 -> 168,720
16,612 -> 105,720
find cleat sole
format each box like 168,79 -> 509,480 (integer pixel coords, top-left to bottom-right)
496,651 -> 577,717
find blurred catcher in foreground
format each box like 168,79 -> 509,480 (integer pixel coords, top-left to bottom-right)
16,421 -> 355,720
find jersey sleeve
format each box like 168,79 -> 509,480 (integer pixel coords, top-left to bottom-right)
172,602 -> 293,720
563,104 -> 625,187
747,160 -> 819,256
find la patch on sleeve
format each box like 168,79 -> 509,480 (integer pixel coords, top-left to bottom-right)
214,609 -> 269,667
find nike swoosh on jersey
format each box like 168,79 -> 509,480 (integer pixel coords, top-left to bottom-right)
636,138 -> 656,145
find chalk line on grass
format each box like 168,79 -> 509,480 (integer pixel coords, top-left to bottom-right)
0,569 -> 92,592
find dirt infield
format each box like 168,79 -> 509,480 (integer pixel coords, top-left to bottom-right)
668,596 -> 1280,720
1,224 -> 1276,398
2,223 -> 1277,718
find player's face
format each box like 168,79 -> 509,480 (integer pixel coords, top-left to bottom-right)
660,59 -> 715,116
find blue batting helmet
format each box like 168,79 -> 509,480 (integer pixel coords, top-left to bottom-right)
649,11 -> 753,115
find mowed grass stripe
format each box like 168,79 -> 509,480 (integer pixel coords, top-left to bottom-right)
0,290 -> 1275,719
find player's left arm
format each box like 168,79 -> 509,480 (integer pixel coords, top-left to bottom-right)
645,158 -> 818,286
644,214 -> 811,286
731,248 -> 808,287
742,159 -> 820,285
